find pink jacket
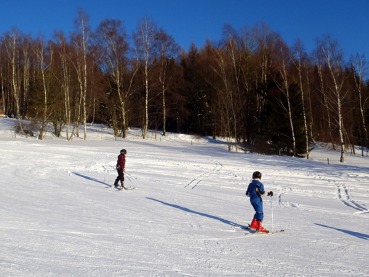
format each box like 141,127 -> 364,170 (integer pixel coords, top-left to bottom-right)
116,154 -> 126,170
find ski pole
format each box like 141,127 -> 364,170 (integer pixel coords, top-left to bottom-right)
125,173 -> 133,183
270,195 -> 274,232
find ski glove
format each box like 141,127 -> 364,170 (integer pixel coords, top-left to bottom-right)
267,191 -> 273,197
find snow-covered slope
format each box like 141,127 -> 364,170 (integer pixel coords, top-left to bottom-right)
0,118 -> 368,276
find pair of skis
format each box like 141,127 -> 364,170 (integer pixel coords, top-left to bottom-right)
114,185 -> 136,191
114,174 -> 136,190
238,225 -> 284,235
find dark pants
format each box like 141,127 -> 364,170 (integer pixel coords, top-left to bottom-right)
114,168 -> 124,186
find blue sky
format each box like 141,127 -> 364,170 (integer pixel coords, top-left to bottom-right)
1,0 -> 368,59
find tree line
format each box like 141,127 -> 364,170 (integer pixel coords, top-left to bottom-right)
1,11 -> 368,161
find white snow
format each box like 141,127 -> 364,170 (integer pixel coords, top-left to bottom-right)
0,117 -> 368,276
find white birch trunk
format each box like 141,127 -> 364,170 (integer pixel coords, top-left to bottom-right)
37,41 -> 49,140
351,57 -> 368,156
325,51 -> 345,162
7,32 -> 23,132
1,68 -> 5,115
295,55 -> 310,158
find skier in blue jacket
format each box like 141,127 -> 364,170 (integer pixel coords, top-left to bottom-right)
246,171 -> 273,233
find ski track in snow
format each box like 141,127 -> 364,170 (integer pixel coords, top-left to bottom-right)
336,183 -> 363,211
184,161 -> 223,189
273,166 -> 369,216
1,118 -> 369,276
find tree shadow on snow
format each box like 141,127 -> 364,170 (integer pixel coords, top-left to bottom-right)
147,197 -> 245,228
73,172 -> 111,188
315,223 -> 369,240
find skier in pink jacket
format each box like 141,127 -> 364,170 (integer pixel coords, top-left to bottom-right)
114,149 -> 127,189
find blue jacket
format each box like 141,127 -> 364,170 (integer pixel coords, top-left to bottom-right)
246,179 -> 265,200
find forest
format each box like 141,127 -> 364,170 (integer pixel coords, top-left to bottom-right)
0,11 -> 368,161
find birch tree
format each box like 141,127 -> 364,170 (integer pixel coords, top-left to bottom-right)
55,32 -> 73,140
4,29 -> 23,132
316,36 -> 347,162
210,46 -> 233,144
133,17 -> 158,139
34,38 -> 53,139
274,39 -> 297,156
21,36 -> 31,118
292,40 -> 310,158
315,59 -> 335,149
155,29 -> 179,136
213,33 -> 242,151
94,19 -> 131,137
0,42 -> 5,115
252,24 -> 277,149
350,53 -> 369,155
73,9 -> 90,140
237,26 -> 257,145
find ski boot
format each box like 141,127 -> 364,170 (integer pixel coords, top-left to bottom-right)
113,180 -> 119,188
250,218 -> 258,230
256,221 -> 269,233
121,181 -> 127,190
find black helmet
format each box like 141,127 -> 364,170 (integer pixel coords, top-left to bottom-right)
252,171 -> 262,179
120,149 -> 127,154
